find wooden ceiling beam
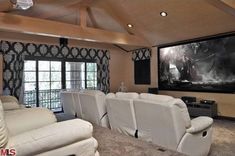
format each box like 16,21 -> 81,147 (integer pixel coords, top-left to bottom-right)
79,6 -> 87,27
0,12 -> 149,46
206,0 -> 235,17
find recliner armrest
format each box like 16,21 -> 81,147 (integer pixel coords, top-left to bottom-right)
7,119 -> 94,156
186,116 -> 213,134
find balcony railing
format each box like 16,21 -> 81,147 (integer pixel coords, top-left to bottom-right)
24,89 -> 62,112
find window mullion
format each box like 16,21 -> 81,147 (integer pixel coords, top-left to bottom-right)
62,61 -> 66,89
49,61 -> 52,110
36,60 -> 39,107
85,62 -> 87,89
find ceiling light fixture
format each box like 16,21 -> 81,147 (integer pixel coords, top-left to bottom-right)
11,0 -> 33,10
160,11 -> 168,17
127,24 -> 133,28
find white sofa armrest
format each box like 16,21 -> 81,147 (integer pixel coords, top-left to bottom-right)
2,102 -> 21,110
6,119 -> 94,156
186,116 -> 213,134
5,108 -> 57,136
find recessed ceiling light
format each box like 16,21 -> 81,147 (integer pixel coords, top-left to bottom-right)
160,11 -> 168,17
127,24 -> 133,28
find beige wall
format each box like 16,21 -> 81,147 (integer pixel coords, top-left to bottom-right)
122,47 -> 235,118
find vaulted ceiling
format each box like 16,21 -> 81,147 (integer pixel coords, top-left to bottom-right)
0,0 -> 235,48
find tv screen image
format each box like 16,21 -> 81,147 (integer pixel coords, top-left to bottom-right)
158,34 -> 235,93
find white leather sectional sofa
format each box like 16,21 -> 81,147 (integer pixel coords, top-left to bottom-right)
106,92 -> 213,156
0,95 -> 99,156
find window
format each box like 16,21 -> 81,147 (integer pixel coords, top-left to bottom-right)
65,62 -> 97,90
66,62 -> 85,89
86,63 -> 97,89
24,60 -> 37,107
38,61 -> 62,111
23,59 -> 97,112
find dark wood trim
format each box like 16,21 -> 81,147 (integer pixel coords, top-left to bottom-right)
85,62 -> 87,88
113,44 -> 129,53
62,61 -> 66,89
215,116 -> 235,122
35,60 -> 39,107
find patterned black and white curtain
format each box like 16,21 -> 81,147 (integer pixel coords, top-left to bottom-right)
2,54 -> 24,100
132,48 -> 152,61
0,41 -> 110,98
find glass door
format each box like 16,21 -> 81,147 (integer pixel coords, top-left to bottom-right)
38,61 -> 62,112
24,60 -> 37,107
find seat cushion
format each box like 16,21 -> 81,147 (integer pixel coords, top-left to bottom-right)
6,119 -> 93,156
0,100 -> 9,148
5,108 -> 57,136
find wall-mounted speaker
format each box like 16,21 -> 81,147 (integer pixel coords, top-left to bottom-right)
59,38 -> 68,46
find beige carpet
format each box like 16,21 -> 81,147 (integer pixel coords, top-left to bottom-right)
93,119 -> 235,156
56,114 -> 235,156
209,119 -> 235,156
93,125 -> 185,156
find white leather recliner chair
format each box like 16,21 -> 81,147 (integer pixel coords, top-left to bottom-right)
60,91 -> 83,118
134,93 -> 213,156
79,90 -> 109,127
0,99 -> 99,156
106,92 -> 139,137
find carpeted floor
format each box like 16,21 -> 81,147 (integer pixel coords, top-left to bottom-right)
56,114 -> 235,156
93,119 -> 235,156
93,125 -> 185,156
209,119 -> 235,156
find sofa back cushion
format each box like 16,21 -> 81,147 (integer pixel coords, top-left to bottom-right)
79,90 -> 109,127
0,100 -> 9,147
171,99 -> 191,128
139,93 -> 174,103
0,96 -> 19,104
2,102 -> 20,111
106,97 -> 137,137
133,99 -> 187,150
116,92 -> 139,99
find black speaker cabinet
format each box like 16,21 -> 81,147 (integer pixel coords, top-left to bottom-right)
148,88 -> 158,94
181,96 -> 196,103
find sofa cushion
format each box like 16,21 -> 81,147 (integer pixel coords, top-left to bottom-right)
0,100 -> 9,148
2,102 -> 20,111
139,93 -> 174,103
6,119 -> 93,156
5,108 -> 57,136
170,99 -> 191,128
0,96 -> 19,104
116,92 -> 139,99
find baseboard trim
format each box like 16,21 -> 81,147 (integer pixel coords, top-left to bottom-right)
215,116 -> 235,121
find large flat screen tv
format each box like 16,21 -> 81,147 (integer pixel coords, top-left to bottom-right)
158,33 -> 235,93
